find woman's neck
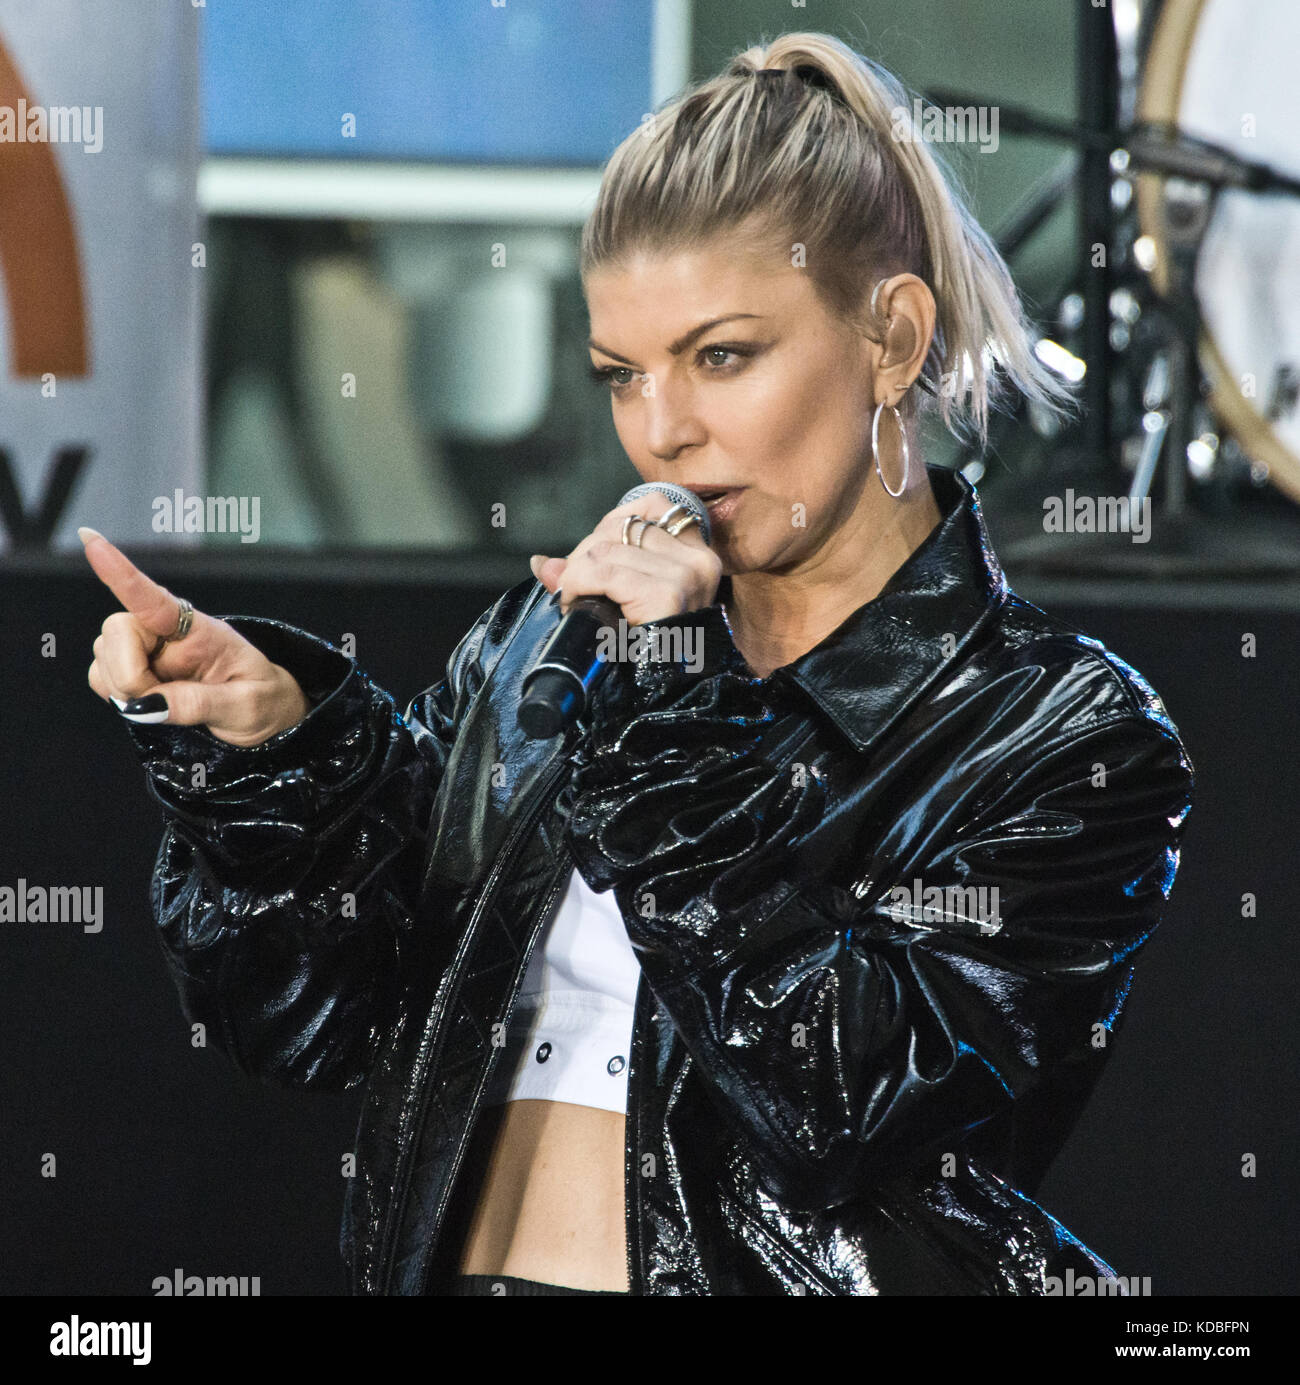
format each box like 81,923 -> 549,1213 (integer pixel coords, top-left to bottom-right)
721,470 -> 944,679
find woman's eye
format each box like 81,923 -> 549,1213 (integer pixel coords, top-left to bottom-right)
698,343 -> 759,373
587,363 -> 636,391
586,344 -> 756,393
702,345 -> 742,368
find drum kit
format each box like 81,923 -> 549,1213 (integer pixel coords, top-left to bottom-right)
930,0 -> 1300,575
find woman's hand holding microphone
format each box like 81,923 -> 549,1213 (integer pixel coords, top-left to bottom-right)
528,488 -> 723,623
80,526 -> 311,748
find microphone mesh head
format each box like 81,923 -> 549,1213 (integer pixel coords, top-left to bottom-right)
616,482 -> 713,547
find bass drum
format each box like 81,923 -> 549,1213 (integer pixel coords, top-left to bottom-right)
1136,0 -> 1300,505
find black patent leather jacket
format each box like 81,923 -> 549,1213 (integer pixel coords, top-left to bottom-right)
122,466 -> 1194,1295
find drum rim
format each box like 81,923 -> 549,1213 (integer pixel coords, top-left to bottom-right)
1135,0 -> 1300,504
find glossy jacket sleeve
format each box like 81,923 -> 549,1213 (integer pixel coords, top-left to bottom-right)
562,633 -> 1194,1210
121,611 -> 490,1091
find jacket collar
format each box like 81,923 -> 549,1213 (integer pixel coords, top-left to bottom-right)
719,464 -> 1009,755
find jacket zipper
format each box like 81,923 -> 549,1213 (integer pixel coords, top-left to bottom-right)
376,748 -> 574,1294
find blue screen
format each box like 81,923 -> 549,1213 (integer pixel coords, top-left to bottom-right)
201,0 -> 654,164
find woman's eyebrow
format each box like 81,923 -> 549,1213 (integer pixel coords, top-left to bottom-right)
587,313 -> 765,364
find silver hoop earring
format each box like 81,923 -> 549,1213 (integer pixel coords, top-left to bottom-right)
872,402 -> 910,498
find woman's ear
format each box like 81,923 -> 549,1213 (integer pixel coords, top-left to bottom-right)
868,274 -> 936,406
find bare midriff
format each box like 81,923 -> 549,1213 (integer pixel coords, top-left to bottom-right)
455,1098 -> 630,1292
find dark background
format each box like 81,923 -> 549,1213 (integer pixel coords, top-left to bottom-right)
1,534 -> 1294,1296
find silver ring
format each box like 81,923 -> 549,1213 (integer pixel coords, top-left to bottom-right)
656,503 -> 691,531
162,597 -> 194,643
623,515 -> 656,545
656,503 -> 704,538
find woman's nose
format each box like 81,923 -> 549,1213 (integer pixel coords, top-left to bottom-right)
640,377 -> 707,459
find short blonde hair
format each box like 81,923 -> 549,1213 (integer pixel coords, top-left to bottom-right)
580,31 -> 1078,449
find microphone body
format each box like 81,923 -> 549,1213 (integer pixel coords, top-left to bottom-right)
516,484 -> 712,740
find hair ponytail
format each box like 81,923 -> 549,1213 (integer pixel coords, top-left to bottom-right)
581,31 -> 1078,449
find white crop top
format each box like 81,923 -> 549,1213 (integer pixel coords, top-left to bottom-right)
482,865 -> 641,1115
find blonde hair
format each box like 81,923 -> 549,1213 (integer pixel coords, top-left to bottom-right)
580,32 -> 1079,449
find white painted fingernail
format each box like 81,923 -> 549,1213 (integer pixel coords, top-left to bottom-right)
110,696 -> 127,710
78,526 -> 105,544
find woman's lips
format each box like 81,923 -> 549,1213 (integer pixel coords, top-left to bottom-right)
702,487 -> 745,526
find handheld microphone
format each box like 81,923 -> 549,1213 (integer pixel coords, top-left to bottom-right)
516,483 -> 713,739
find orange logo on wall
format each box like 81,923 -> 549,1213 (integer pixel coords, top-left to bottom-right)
0,33 -> 89,377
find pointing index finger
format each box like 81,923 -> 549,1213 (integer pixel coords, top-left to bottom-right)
77,527 -> 185,639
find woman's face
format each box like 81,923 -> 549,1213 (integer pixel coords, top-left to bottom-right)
584,242 -> 894,581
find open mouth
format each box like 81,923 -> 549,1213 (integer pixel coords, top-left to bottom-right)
684,486 -> 746,528
690,486 -> 741,508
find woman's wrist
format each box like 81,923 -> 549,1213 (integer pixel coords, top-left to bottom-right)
263,664 -> 315,742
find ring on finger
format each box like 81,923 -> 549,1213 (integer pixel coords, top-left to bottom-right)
151,596 -> 194,655
166,597 -> 195,642
620,513 -> 645,546
623,516 -> 654,548
663,513 -> 701,538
